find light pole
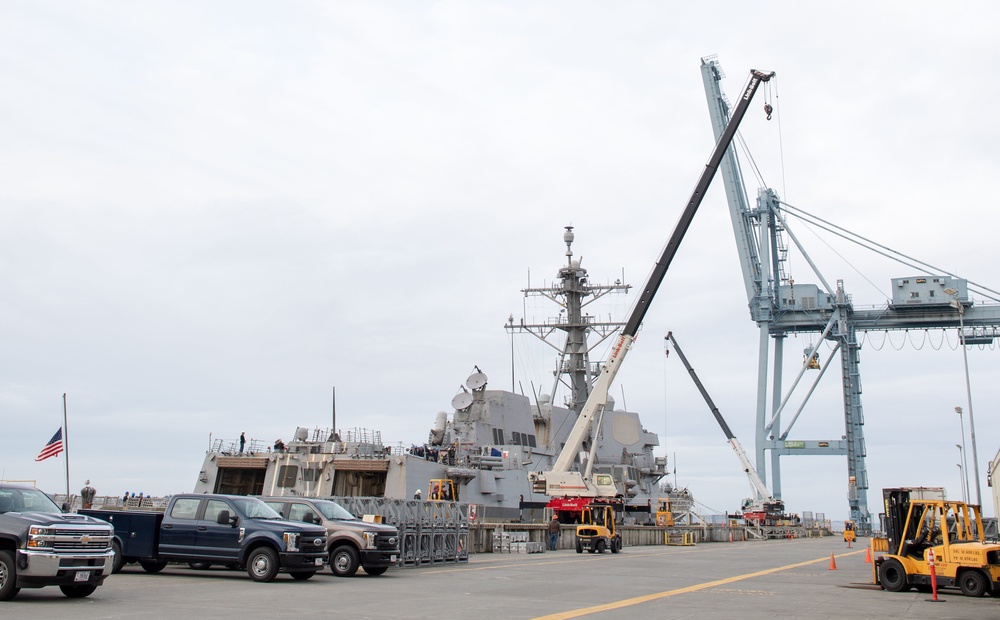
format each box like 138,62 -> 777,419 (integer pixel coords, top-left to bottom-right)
957,463 -> 966,503
956,407 -> 971,503
956,444 -> 969,503
945,287 -> 982,507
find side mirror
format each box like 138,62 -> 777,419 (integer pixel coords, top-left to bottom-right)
217,509 -> 235,525
61,502 -> 71,513
303,512 -> 316,524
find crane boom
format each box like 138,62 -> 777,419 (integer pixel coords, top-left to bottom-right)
531,67 -> 775,500
665,331 -> 774,505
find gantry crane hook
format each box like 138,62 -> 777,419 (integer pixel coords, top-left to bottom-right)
764,103 -> 773,121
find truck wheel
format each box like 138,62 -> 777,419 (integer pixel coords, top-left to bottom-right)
0,550 -> 21,601
879,558 -> 910,592
289,571 -> 316,580
111,540 -> 124,574
247,547 -> 280,582
958,570 -> 989,597
363,566 -> 388,576
59,584 -> 97,598
139,559 -> 168,573
330,545 -> 360,577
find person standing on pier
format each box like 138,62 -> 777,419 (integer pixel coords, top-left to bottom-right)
548,515 -> 561,550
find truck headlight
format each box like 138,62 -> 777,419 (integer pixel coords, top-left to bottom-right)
27,526 -> 52,548
362,532 -> 377,549
283,532 -> 300,552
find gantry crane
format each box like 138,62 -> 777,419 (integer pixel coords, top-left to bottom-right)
700,56 -> 1000,533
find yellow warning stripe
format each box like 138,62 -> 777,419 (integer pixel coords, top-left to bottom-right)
532,550 -> 867,620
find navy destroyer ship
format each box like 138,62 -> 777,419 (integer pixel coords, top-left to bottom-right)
194,227 -> 670,521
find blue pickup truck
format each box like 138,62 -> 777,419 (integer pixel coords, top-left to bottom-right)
81,493 -> 327,582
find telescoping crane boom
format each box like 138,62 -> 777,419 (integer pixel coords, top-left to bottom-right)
665,331 -> 785,522
529,67 -> 775,503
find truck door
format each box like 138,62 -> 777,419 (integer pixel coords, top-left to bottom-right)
198,498 -> 242,561
159,497 -> 203,555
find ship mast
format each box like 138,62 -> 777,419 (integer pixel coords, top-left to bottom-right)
505,227 -> 631,414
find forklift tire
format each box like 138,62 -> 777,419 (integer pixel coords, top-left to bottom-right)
610,538 -> 620,554
595,540 -> 606,554
879,558 -> 909,592
576,540 -> 583,554
958,570 -> 989,597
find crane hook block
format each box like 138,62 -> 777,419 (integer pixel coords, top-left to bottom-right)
764,103 -> 773,121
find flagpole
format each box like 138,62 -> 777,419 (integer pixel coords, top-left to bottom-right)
63,393 -> 70,499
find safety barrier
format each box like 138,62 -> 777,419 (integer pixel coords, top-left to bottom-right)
331,496 -> 469,567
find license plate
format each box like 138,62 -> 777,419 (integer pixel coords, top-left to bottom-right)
74,571 -> 90,582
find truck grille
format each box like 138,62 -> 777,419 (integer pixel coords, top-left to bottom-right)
42,527 -> 113,552
299,536 -> 327,553
376,533 -> 399,551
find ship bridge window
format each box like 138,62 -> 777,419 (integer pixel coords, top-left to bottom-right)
302,468 -> 322,482
910,292 -> 920,299
493,428 -> 505,445
278,465 -> 299,488
527,434 -> 537,448
511,431 -> 522,445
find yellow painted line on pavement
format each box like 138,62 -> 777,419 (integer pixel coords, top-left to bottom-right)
533,549 -> 867,620
420,547 -> 702,574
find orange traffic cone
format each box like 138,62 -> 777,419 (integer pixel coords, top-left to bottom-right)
865,546 -> 872,563
828,552 -> 838,570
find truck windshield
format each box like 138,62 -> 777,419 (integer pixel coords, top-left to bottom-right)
314,500 -> 358,521
231,497 -> 283,519
0,487 -> 62,514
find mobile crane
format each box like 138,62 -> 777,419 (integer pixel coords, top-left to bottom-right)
664,331 -> 786,524
529,67 -> 775,517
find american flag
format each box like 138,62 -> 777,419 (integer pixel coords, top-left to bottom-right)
35,428 -> 64,462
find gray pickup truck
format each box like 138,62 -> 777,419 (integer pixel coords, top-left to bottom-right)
262,497 -> 399,577
0,483 -> 114,601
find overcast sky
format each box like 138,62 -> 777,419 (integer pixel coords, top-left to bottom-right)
3,2 -> 999,522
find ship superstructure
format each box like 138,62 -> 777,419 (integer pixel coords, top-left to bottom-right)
194,228 -> 668,521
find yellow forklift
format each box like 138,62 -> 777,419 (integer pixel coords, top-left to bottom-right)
875,488 -> 1000,597
576,503 -> 622,554
843,520 -> 856,544
428,479 -> 457,501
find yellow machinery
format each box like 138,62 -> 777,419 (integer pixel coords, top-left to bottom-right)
428,479 -> 457,502
576,504 -> 621,554
655,498 -> 675,527
843,520 -> 856,544
875,489 -> 1000,597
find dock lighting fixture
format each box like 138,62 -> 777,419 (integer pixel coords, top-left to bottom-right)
956,444 -> 969,503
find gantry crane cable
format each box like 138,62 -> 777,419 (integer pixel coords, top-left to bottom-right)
779,201 -> 1000,303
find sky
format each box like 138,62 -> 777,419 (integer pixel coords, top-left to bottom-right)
3,1 -> 1000,523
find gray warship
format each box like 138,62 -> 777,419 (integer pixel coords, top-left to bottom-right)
194,227 -> 670,521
